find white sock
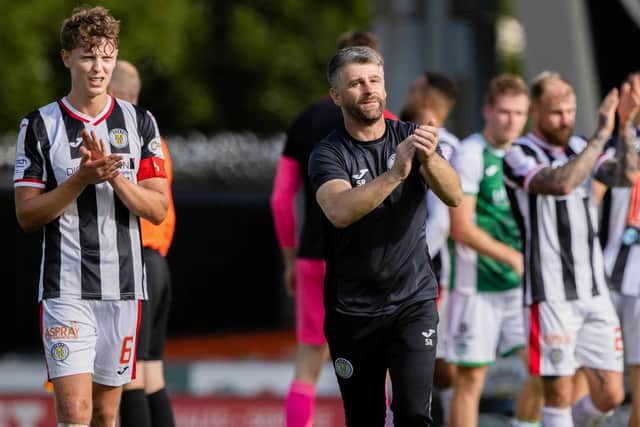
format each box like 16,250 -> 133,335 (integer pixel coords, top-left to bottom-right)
542,406 -> 573,427
511,419 -> 541,427
439,387 -> 453,426
571,394 -> 612,427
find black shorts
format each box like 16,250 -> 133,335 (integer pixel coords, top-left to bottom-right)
136,248 -> 172,361
325,298 -> 438,427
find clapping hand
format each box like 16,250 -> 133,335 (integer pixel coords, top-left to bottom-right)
77,129 -> 122,184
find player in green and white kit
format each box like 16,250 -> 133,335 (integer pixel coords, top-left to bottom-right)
447,75 -> 543,427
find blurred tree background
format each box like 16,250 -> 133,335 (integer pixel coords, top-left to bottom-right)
0,0 -> 372,135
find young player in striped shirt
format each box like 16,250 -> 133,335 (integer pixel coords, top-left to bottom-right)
14,7 -> 169,427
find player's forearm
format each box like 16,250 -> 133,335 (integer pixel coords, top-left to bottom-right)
270,156 -> 302,248
596,122 -> 638,186
15,175 -> 87,231
450,219 -> 519,266
109,175 -> 168,224
528,135 -> 607,195
420,155 -> 462,207
317,172 -> 403,229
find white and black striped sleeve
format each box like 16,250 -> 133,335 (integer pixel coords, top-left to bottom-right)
593,136 -> 617,175
503,143 -> 545,190
14,114 -> 47,189
136,108 -> 167,181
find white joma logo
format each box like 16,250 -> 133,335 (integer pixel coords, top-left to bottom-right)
352,169 -> 368,180
422,329 -> 435,346
69,137 -> 83,148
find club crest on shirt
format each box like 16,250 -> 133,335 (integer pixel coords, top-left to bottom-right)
334,357 -> 354,379
109,128 -> 129,149
148,138 -> 162,156
387,153 -> 396,170
549,348 -> 563,365
51,342 -> 70,361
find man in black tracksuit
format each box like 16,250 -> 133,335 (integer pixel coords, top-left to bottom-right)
309,46 -> 462,426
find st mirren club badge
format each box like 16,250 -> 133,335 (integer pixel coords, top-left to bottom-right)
51,342 -> 70,361
109,128 -> 129,149
334,358 -> 354,379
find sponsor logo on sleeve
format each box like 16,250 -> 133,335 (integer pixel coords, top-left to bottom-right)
148,138 -> 162,156
15,156 -> 31,173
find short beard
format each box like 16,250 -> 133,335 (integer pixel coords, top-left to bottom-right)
540,126 -> 573,147
345,100 -> 385,126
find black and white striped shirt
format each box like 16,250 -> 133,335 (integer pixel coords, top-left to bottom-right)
14,96 -> 166,301
600,187 -> 640,296
503,133 -> 610,305
599,130 -> 640,296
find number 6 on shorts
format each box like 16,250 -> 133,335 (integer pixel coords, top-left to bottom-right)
120,336 -> 134,364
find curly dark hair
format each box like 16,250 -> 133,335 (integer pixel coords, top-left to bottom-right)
60,6 -> 120,52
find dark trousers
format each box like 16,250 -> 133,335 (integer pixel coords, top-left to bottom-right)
325,299 -> 438,427
137,248 -> 172,360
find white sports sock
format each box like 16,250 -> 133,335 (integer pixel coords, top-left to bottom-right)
571,394 -> 612,427
542,406 -> 573,427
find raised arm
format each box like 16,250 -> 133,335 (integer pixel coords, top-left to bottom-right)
315,137 -> 415,229
528,88 -> 618,195
413,124 -> 462,207
82,129 -> 168,224
595,81 -> 640,186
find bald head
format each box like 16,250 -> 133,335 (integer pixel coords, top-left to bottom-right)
108,60 -> 141,105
